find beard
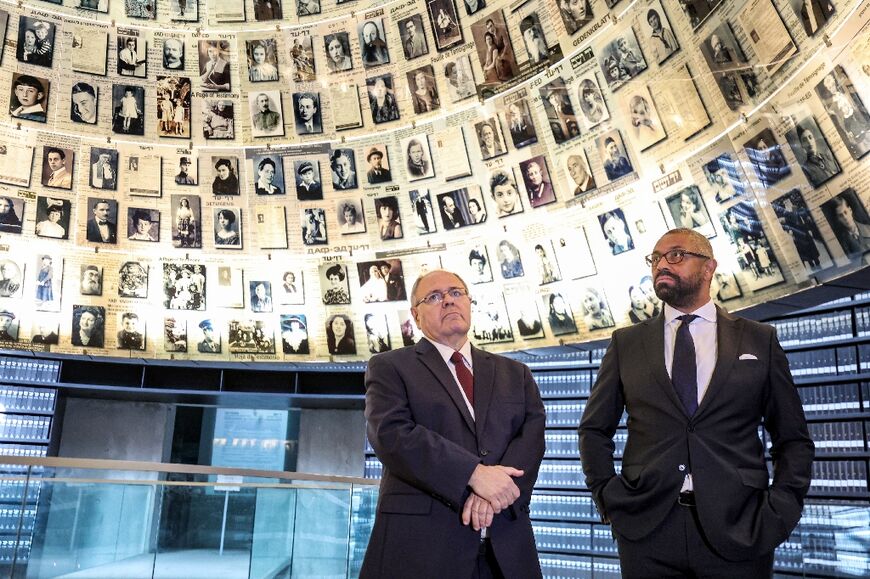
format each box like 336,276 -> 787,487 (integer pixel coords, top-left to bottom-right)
654,269 -> 704,308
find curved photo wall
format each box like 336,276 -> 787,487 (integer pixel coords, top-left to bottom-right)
0,0 -> 867,361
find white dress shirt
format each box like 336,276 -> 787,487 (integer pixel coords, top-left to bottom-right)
425,336 -> 474,419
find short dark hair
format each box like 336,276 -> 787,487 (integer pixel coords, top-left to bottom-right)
45,147 -> 65,161
215,158 -> 232,170
489,171 -> 512,194
258,157 -> 276,171
469,249 -> 486,265
132,209 -> 152,226
12,75 -> 43,94
216,209 -> 236,224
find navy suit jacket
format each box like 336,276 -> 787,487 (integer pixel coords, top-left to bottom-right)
362,338 -> 546,578
579,307 -> 814,561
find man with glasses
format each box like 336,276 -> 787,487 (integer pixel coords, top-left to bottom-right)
580,228 -> 813,578
362,269 -> 546,579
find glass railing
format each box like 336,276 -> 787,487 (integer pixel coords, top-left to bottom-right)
0,456 -> 378,579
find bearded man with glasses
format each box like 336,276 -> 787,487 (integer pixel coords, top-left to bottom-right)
580,228 -> 813,578
362,269 -> 545,579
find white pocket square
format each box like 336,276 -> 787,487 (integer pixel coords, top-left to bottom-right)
739,354 -> 758,360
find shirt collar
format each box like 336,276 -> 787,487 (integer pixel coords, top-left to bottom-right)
664,299 -> 716,325
425,336 -> 473,369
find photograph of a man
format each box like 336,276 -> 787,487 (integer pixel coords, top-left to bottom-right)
295,160 -> 322,200
117,312 -> 145,350
293,92 -> 322,134
80,265 -> 102,296
175,156 -> 196,185
784,116 -> 841,188
489,169 -> 523,217
249,91 -> 283,137
361,268 -> 545,578
163,37 -> 184,70
366,146 -> 392,184
197,319 -> 221,353
10,74 -> 48,122
42,147 -> 73,189
580,227 -> 813,578
86,198 -> 118,244
597,130 -> 633,181
330,149 -> 357,190
821,188 -> 870,258
400,15 -> 428,59
598,208 -> 634,255
359,19 -> 390,67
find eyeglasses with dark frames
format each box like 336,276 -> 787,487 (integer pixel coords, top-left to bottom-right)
414,287 -> 469,307
645,248 -> 711,268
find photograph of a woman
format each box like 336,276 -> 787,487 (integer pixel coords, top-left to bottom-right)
326,314 -> 356,355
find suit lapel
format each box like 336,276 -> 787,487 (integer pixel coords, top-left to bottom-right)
696,307 -> 741,418
642,314 -> 685,413
415,339 -> 475,433
471,347 -> 494,440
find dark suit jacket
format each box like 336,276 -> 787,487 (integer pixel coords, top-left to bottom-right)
86,219 -> 117,243
362,339 -> 546,578
579,307 -> 814,561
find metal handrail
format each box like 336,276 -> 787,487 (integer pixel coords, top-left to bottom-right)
0,455 -> 377,486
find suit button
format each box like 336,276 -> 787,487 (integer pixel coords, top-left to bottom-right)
479,449 -> 489,456
678,464 -> 686,472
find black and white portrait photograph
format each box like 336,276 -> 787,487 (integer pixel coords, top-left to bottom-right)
357,259 -> 406,303
789,0 -> 835,36
288,35 -> 316,81
212,157 -> 241,195
598,208 -> 635,255
70,82 -> 98,124
439,186 -> 487,229
228,320 -> 274,354
367,74 -> 401,124
0,259 -> 23,298
488,169 -> 524,217
202,99 -> 235,139
700,23 -> 756,111
170,0 -> 197,20
337,199 -> 366,234
619,85 -> 667,151
815,66 -> 870,160
326,314 -> 355,355
580,286 -> 615,331
544,292 -> 577,336
173,154 -> 197,185
374,196 -> 404,240
247,39 -> 279,82
743,128 -> 791,189
34,196 -> 71,240
443,56 -> 476,103
254,0 -> 283,20
214,208 -> 242,247
710,270 -> 742,302
408,65 -> 441,115
41,147 -> 74,190
88,148 -> 118,192
472,10 -> 519,86
126,0 -> 156,18
533,240 -> 562,285
292,92 -> 322,135
118,261 -> 149,299
365,145 -> 392,184
576,73 -> 609,129
702,153 -> 742,203
562,148 -> 596,196
71,305 -> 105,348
278,270 -> 304,305
643,2 -> 679,64
402,135 -> 435,181
820,188 -> 870,258
324,33 -> 353,73
127,208 -> 159,242
330,148 -> 358,190
470,293 -> 514,344
519,13 -> 553,66
475,117 -> 506,160
17,18 -> 55,68
784,115 -> 841,188
156,76 -> 191,138
79,265 -> 102,296
296,0 -> 320,16
0,196 -> 22,236
281,314 -> 309,354
363,313 -> 392,354
359,19 -> 391,67
771,188 -> 833,273
112,84 -> 145,136
598,29 -> 648,92
467,245 -> 493,284
295,160 -> 322,200
428,0 -> 462,51
320,262 -> 351,305
171,195 -> 202,248
253,155 -> 284,195
511,298 -> 544,339
198,40 -> 232,92
519,155 -> 556,208
116,312 -> 145,350
83,197 -> 116,244
678,0 -> 721,30
301,207 -> 328,245
541,77 -> 580,144
665,185 -> 715,238
10,74 -> 49,123
719,202 -> 785,291
31,316 -> 59,345
79,0 -> 108,11
249,91 -> 284,137
399,14 -> 429,60
558,0 -> 592,35
117,35 -> 147,77
163,263 -> 206,310
162,38 -> 184,70
406,190 -> 434,234
503,97 -> 537,148
596,129 -> 633,182
164,318 -> 187,353
249,280 -> 273,312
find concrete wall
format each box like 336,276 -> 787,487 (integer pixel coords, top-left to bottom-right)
296,408 -> 365,477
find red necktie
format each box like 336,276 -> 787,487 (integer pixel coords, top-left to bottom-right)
450,351 -> 474,406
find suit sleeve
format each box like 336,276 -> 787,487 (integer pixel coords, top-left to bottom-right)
763,326 -> 815,531
497,363 -> 546,502
365,352 -> 481,509
578,331 -> 625,518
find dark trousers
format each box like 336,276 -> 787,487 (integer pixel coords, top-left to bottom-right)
615,502 -> 774,579
472,539 -> 505,579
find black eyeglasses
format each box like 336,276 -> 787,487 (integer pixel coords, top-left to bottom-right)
414,287 -> 469,307
645,249 -> 710,268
